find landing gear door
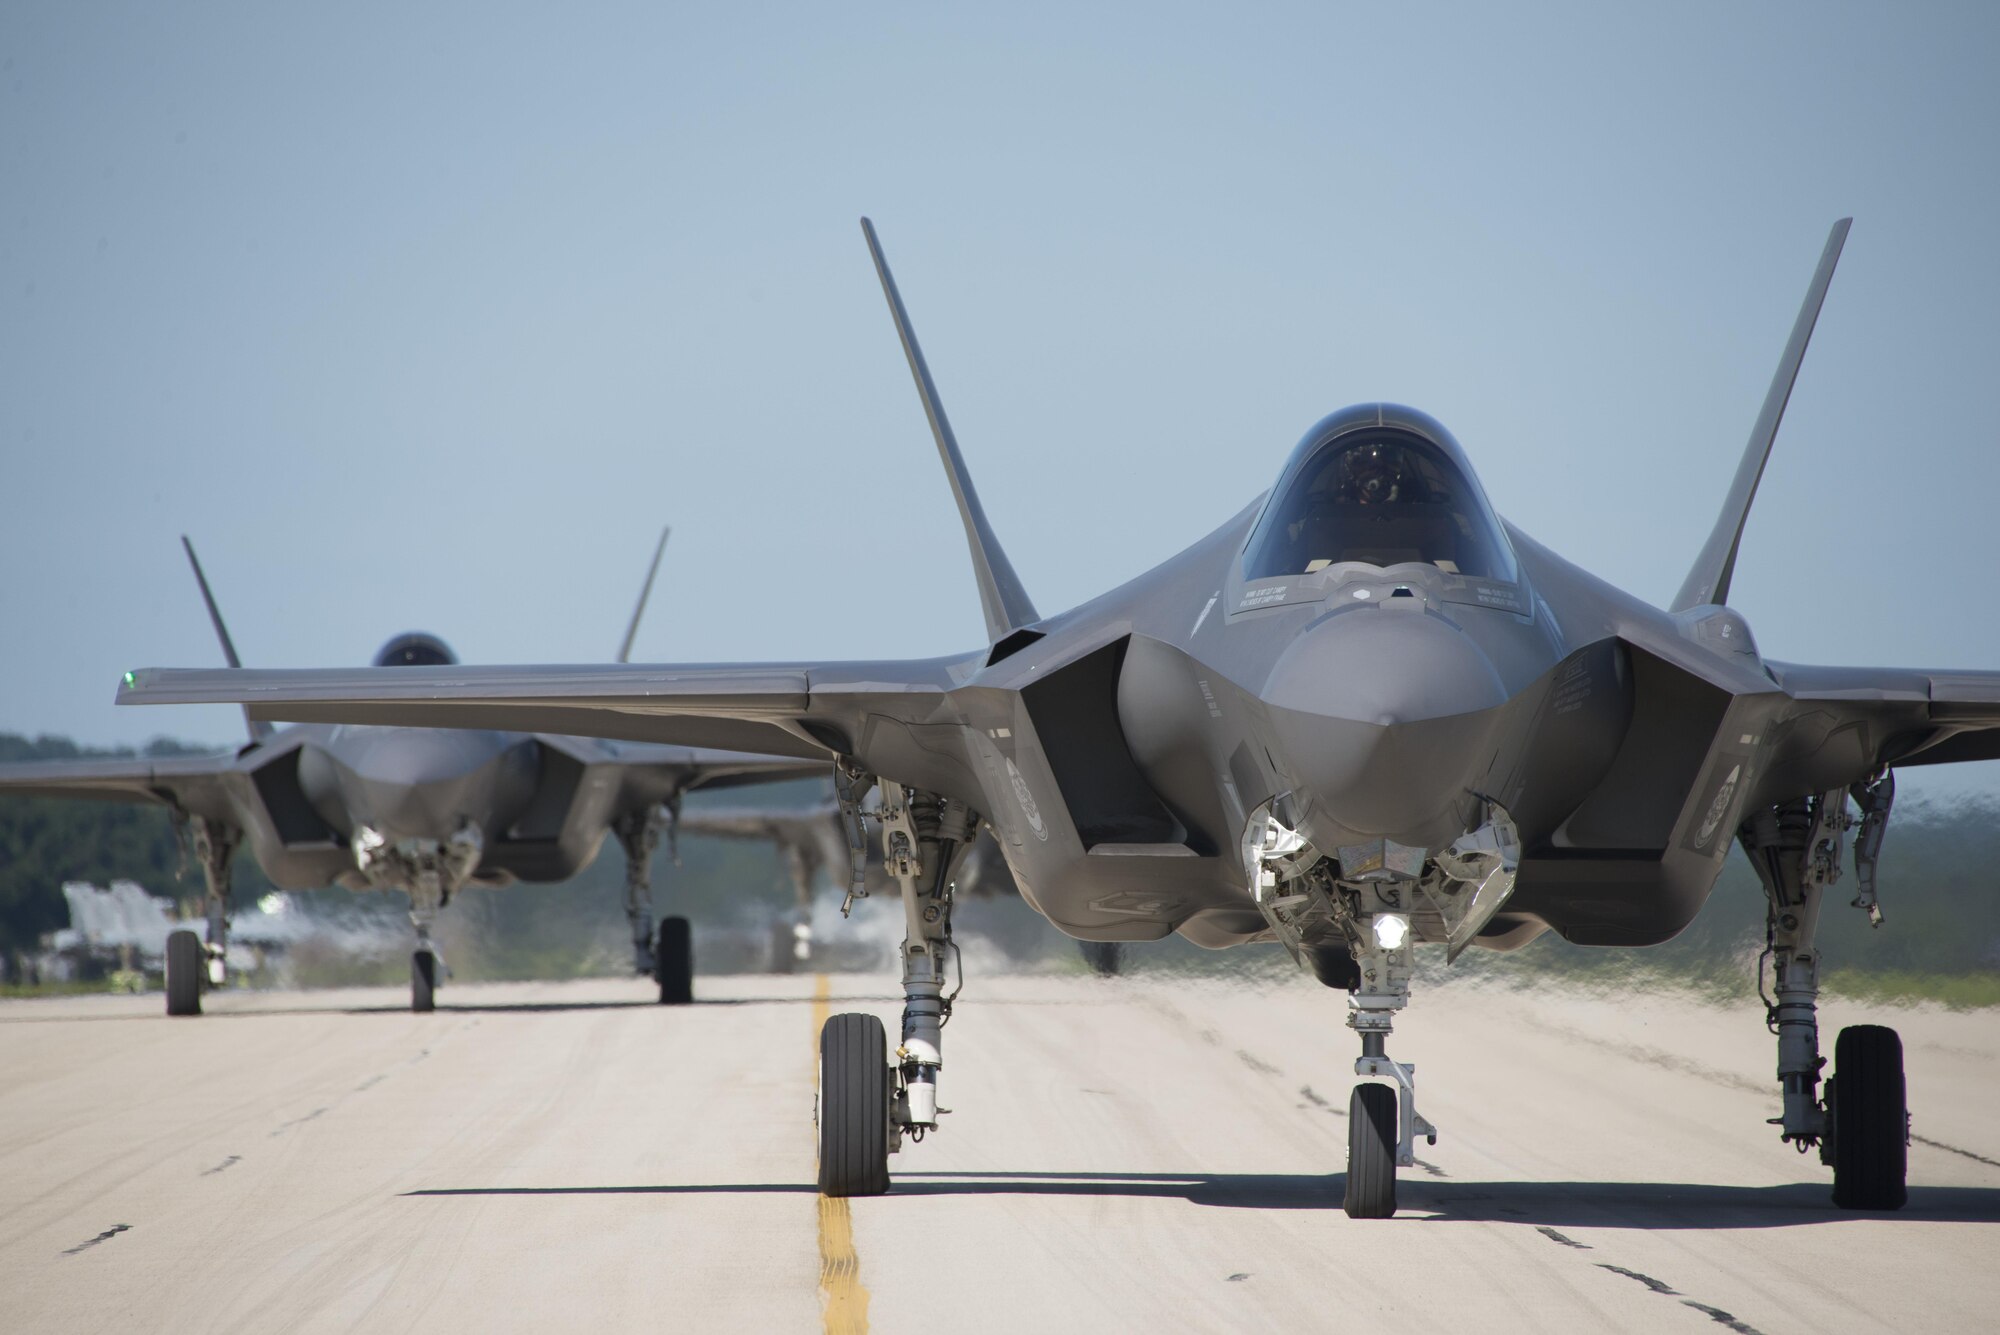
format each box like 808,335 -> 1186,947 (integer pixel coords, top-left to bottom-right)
1428,801 -> 1522,962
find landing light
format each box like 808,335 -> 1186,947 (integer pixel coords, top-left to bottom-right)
1373,913 -> 1410,950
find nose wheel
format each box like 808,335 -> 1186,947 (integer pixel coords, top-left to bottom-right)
1345,1083 -> 1399,1218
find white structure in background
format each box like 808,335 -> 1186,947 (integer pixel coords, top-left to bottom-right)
41,880 -> 400,980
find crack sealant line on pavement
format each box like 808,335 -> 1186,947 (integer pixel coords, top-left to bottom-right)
813,973 -> 870,1335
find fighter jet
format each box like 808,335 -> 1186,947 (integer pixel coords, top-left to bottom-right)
677,791 -> 1121,974
5,529 -> 817,1015
118,218 -> 1993,1218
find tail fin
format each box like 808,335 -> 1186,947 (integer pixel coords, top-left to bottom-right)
616,526 -> 671,663
180,536 -> 273,743
1672,218 -> 1852,611
861,218 -> 1039,643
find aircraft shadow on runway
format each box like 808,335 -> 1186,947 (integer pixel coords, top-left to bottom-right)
0,995 -> 876,1023
401,1173 -> 2000,1227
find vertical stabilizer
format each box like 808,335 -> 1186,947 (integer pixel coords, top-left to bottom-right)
180,536 -> 273,743
1672,219 -> 1851,612
861,218 -> 1040,643
617,526 -> 671,663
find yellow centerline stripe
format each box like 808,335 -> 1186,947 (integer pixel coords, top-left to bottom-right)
813,973 -> 871,1334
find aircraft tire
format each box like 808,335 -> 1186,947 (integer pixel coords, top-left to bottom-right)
1344,1082 -> 1398,1218
817,1011 -> 891,1197
165,928 -> 203,1017
1079,940 -> 1122,976
1828,1024 -> 1907,1211
411,949 -> 437,1013
655,916 -> 693,1005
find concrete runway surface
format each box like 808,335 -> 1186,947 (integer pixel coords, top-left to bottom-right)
2,970 -> 1996,1333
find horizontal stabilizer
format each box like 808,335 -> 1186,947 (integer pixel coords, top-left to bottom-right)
1672,219 -> 1851,612
861,218 -> 1039,643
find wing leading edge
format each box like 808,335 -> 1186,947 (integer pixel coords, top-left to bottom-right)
118,658 -> 968,765
1769,661 -> 2000,770
0,751 -> 244,808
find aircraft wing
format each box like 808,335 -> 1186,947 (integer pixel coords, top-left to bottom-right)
530,734 -> 827,797
1769,662 -> 2000,769
0,752 -> 244,809
118,659 -> 970,769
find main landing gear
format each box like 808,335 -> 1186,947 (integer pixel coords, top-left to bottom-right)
1741,774 -> 1908,1210
615,803 -> 694,1004
816,777 -> 979,1197
163,816 -> 240,1017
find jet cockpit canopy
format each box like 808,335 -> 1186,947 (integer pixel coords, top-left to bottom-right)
372,632 -> 457,667
1243,405 -> 1517,583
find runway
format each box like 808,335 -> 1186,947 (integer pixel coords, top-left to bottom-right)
2,971 -> 1996,1333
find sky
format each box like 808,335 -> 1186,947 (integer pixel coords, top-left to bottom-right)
3,1 -> 1998,800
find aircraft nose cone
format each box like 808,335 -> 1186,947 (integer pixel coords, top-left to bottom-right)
1263,606 -> 1508,726
1260,608 -> 1508,846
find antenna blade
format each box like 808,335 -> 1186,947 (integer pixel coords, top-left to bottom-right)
617,526 -> 671,664
861,217 -> 1039,642
180,536 -> 272,742
1672,218 -> 1851,612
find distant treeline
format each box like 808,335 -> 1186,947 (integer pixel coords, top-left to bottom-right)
0,733 -> 272,957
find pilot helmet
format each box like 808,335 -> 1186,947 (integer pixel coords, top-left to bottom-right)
1342,441 -> 1403,505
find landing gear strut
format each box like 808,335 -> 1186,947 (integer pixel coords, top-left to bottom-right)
166,816 -> 240,1016
1741,777 -> 1907,1210
615,802 -> 674,977
815,774 -> 979,1197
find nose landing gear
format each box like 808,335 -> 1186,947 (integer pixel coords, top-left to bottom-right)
1343,918 -> 1437,1219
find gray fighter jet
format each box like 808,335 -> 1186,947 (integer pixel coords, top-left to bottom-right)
676,794 -> 1121,974
5,530 -> 816,1014
119,218 -> 1992,1218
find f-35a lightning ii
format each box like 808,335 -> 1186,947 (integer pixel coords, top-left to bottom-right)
120,218 -> 1995,1217
677,792 -> 1126,974
5,529 -> 816,1015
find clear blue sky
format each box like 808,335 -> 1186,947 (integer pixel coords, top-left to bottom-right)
4,2 -> 1998,801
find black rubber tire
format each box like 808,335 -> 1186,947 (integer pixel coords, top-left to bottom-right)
1308,943 -> 1362,991
1344,1082 -> 1399,1218
165,929 -> 203,1017
817,1012 -> 891,1197
655,916 -> 693,1005
1079,940 -> 1123,976
1829,1024 -> 1908,1211
411,949 -> 437,1013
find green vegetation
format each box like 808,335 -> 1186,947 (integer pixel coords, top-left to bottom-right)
0,732 -> 271,959
3,731 -> 1995,1005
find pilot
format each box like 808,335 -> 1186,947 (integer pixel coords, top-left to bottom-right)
1337,441 -> 1410,506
